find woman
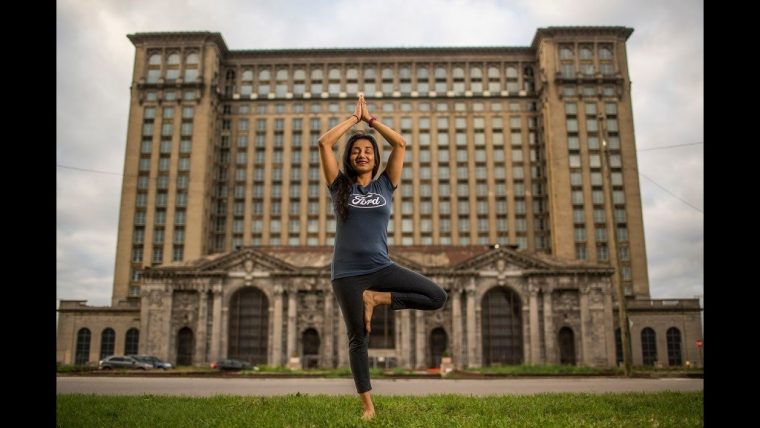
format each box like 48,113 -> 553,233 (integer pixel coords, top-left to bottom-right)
318,94 -> 448,420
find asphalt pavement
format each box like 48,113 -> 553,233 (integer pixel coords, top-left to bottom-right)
57,376 -> 703,396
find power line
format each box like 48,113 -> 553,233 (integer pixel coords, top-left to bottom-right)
56,164 -> 123,176
639,173 -> 703,214
637,142 -> 703,152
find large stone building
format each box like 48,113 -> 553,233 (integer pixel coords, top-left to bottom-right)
57,27 -> 703,370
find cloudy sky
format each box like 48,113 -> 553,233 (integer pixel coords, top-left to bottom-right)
56,0 -> 703,307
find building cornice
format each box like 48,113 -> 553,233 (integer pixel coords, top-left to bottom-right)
126,31 -> 536,59
531,26 -> 634,49
127,31 -> 230,56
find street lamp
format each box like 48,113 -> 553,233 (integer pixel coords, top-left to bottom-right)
598,113 -> 633,376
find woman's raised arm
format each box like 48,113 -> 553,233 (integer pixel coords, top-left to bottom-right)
318,98 -> 362,185
360,95 -> 405,188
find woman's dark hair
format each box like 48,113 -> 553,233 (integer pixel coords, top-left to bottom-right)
333,132 -> 380,221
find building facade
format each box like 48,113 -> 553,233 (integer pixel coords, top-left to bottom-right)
57,27 -> 703,369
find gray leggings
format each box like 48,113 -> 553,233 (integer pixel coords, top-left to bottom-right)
331,263 -> 448,393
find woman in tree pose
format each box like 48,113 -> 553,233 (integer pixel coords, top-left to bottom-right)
318,94 -> 448,420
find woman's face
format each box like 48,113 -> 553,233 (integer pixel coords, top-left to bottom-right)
349,139 -> 375,174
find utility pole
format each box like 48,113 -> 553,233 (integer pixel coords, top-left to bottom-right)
598,113 -> 633,377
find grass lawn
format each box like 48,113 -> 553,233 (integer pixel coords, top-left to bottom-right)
57,391 -> 702,427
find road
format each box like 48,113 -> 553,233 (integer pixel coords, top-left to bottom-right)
57,376 -> 702,396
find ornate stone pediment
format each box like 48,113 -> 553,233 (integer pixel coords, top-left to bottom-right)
202,247 -> 297,274
453,247 -> 553,272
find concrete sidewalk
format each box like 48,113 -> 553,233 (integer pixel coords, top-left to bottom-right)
57,376 -> 703,396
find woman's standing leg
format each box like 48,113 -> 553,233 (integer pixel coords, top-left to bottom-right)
331,276 -> 377,419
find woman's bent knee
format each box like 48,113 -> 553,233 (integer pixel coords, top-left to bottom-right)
434,288 -> 448,309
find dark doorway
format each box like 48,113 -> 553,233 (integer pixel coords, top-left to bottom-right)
176,327 -> 194,366
429,327 -> 448,368
302,328 -> 320,369
558,327 -> 576,365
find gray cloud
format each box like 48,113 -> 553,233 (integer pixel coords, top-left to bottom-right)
57,0 -> 703,306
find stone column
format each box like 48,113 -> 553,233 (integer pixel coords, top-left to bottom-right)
196,287 -> 209,364
209,286 -> 223,363
529,287 -> 541,364
579,286 -> 590,365
602,289 -> 616,366
415,310 -> 426,369
465,279 -> 479,368
543,289 -> 555,364
451,287 -> 463,370
271,285 -> 284,366
400,310 -> 412,368
287,289 -> 297,360
323,288 -> 334,368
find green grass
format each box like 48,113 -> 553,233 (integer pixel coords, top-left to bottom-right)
57,392 -> 702,427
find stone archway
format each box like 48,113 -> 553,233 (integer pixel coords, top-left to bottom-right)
481,287 -> 523,365
228,287 -> 269,365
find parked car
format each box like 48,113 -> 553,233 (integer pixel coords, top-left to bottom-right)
129,355 -> 173,369
99,355 -> 153,370
210,359 -> 252,371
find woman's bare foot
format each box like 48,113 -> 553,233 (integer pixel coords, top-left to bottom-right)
362,290 -> 391,334
359,391 -> 376,420
361,409 -> 376,421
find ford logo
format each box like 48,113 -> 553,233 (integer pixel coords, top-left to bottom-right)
349,193 -> 387,208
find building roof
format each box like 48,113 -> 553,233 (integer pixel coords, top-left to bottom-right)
127,27 -> 634,59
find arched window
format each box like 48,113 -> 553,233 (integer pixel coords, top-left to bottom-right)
470,66 -> 482,93
641,327 -> 657,366
487,66 -> 501,92
147,53 -> 162,84
381,67 -> 393,94
240,69 -> 253,96
482,287 -> 523,365
228,287 -> 269,364
165,53 -> 180,81
666,327 -> 683,366
100,328 -> 116,359
310,68 -> 323,94
363,68 -> 376,94
124,328 -> 139,355
75,328 -> 91,365
415,66 -> 429,93
452,67 -> 465,94
258,69 -> 271,96
184,53 -> 199,83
